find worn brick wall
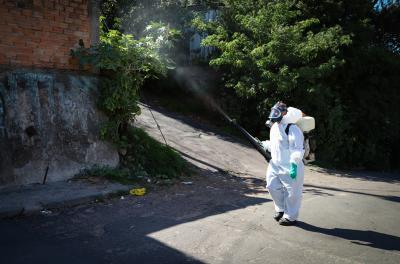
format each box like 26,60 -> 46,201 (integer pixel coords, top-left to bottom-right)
0,0 -> 98,70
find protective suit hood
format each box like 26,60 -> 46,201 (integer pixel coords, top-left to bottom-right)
281,107 -> 302,124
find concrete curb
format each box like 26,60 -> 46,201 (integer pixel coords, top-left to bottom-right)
0,180 -> 132,219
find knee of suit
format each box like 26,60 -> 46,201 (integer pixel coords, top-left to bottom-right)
266,183 -> 283,192
286,188 -> 303,199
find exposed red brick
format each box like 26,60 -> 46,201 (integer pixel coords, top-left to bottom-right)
51,27 -> 64,33
17,54 -> 34,62
0,0 -> 93,70
15,47 -> 34,54
32,11 -> 44,18
59,0 -> 69,6
0,52 -> 8,64
22,9 -> 33,16
64,17 -> 74,23
33,0 -> 44,8
26,41 -> 40,48
68,12 -> 80,19
12,39 -> 28,47
70,2 -> 79,8
58,22 -> 68,28
5,1 -> 16,9
0,26 -> 13,33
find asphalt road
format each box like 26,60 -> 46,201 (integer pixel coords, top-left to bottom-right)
1,105 -> 399,264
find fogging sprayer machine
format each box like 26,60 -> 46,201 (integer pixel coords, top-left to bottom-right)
212,103 -> 316,164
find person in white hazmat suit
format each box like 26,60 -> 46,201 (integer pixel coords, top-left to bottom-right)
262,102 -> 305,226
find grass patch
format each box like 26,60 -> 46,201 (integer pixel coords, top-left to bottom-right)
122,126 -> 189,183
78,126 -> 189,185
77,166 -> 134,185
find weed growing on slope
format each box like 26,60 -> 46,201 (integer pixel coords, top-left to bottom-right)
78,127 -> 189,185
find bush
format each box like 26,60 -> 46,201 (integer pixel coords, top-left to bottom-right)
78,127 -> 188,184
71,18 -> 187,182
72,18 -> 179,141
121,127 -> 188,182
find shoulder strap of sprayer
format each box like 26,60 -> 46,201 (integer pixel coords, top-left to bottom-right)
285,123 -> 293,136
285,123 -> 307,152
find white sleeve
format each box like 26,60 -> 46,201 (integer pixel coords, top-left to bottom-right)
261,140 -> 271,152
288,125 -> 304,164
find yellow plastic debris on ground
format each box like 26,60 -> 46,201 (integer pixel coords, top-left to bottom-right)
130,188 -> 146,196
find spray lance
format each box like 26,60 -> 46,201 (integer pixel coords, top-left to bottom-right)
213,106 -> 271,162
172,67 -> 271,162
192,88 -> 272,162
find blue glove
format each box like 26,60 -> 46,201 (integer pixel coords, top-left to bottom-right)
289,163 -> 297,179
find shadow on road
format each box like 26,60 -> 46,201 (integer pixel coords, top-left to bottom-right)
309,167 -> 400,184
175,148 -> 226,172
304,184 -> 400,203
0,166 -> 271,264
297,222 -> 400,251
302,187 -> 335,197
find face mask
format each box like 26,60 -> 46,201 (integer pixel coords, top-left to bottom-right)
267,102 -> 287,124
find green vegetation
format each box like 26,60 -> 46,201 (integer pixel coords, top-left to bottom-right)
77,166 -> 133,184
98,0 -> 202,66
121,127 -> 188,182
72,16 -> 187,184
193,0 -> 400,170
72,18 -> 179,141
78,127 -> 188,185
88,0 -> 400,171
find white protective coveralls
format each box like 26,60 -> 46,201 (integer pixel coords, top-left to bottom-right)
262,107 -> 305,221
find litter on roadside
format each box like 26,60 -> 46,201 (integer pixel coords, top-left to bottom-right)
181,181 -> 193,185
40,209 -> 52,215
130,188 -> 146,196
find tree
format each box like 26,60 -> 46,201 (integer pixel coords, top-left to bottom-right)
195,0 -> 400,170
72,20 -> 179,142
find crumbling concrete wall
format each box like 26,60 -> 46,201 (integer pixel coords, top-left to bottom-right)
0,69 -> 119,186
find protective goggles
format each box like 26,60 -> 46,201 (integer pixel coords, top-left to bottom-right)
267,102 -> 287,124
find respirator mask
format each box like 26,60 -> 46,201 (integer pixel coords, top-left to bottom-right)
266,101 -> 287,128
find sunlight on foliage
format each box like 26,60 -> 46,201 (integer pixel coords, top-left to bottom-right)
193,0 -> 400,170
72,18 -> 180,141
